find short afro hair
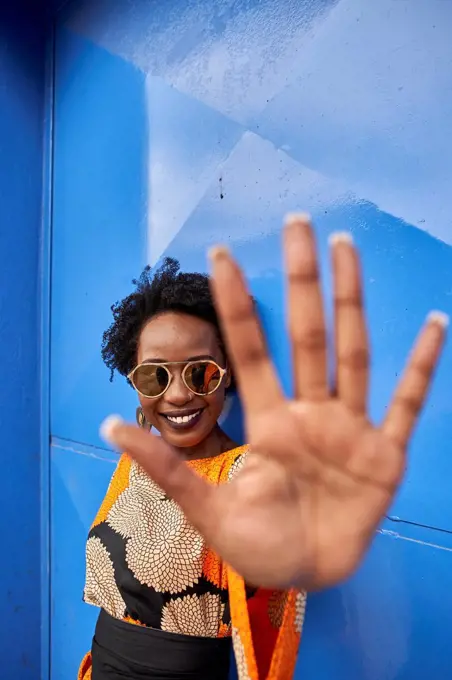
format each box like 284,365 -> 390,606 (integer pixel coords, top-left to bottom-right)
101,257 -> 234,389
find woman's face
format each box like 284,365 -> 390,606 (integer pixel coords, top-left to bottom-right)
135,312 -> 230,449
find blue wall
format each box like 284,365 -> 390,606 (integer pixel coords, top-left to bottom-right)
49,1 -> 452,679
0,3 -> 47,678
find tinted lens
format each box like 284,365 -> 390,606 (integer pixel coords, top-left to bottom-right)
132,364 -> 170,397
184,361 -> 222,395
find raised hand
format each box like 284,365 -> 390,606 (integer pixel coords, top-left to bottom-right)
101,215 -> 447,590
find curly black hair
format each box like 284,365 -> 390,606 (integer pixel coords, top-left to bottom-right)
101,257 -> 234,390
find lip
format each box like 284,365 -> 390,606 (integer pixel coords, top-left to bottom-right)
159,407 -> 203,418
158,407 -> 205,431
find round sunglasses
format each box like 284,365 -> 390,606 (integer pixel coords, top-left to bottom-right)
128,359 -> 227,399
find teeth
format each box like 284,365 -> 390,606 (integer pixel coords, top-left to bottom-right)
166,411 -> 200,424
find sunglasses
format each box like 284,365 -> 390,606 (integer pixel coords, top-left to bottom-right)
128,359 -> 227,399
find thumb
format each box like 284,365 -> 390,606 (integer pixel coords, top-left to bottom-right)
100,416 -> 218,534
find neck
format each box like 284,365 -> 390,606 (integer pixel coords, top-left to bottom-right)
175,424 -> 236,461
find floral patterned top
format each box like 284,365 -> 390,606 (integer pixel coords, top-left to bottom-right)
79,446 -> 306,680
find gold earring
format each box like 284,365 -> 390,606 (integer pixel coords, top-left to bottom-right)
136,407 -> 146,428
136,407 -> 152,431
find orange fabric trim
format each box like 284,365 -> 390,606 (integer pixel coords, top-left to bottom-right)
218,621 -> 232,638
228,566 -> 260,680
78,652 -> 92,680
188,446 -> 248,590
267,590 -> 301,679
201,544 -> 226,589
123,614 -> 147,627
90,454 -> 131,529
227,568 -> 302,680
186,445 -> 248,481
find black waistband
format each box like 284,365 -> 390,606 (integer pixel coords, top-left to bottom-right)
92,609 -> 232,680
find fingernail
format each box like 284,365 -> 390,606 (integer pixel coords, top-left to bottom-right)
427,310 -> 449,328
328,231 -> 354,246
100,415 -> 124,444
285,212 -> 312,226
208,245 -> 230,261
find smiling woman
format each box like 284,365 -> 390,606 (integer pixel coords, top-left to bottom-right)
78,257 -> 303,680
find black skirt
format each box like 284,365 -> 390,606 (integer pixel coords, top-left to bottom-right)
91,609 -> 232,680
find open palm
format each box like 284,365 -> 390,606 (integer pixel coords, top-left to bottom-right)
102,215 -> 447,590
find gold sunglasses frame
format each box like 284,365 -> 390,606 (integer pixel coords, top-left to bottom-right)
127,360 -> 227,400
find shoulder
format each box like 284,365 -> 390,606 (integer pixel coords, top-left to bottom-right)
90,453 -> 132,530
111,453 -> 133,486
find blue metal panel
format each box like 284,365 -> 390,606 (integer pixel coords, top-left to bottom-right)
0,4 -> 46,677
50,0 -> 452,678
51,28 -> 149,446
297,522 -> 452,679
50,440 -> 119,679
40,23 -> 56,680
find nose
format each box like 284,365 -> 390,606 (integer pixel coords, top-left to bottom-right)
164,372 -> 192,406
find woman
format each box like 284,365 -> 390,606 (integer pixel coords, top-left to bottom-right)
82,214 -> 446,680
79,257 -> 304,680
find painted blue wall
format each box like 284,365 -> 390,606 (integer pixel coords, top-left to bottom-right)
49,1 -> 452,678
0,3 -> 47,677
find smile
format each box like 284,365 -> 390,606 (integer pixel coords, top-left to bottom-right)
166,411 -> 201,424
159,408 -> 205,431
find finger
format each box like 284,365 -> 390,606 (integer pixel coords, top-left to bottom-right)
331,233 -> 369,414
209,246 -> 283,413
284,214 -> 328,400
100,416 -> 218,536
383,311 -> 448,448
